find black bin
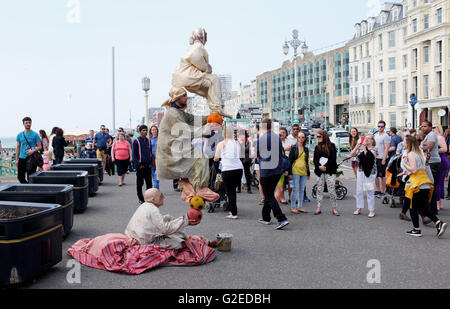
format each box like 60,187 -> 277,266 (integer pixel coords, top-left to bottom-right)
0,201 -> 63,285
64,158 -> 104,183
52,164 -> 99,196
0,184 -> 73,237
29,171 -> 89,213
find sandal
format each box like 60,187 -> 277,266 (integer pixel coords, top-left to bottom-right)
297,209 -> 308,214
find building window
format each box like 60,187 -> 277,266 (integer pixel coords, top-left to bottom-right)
437,8 -> 442,25
380,113 -> 384,122
424,75 -> 429,99
379,59 -> 383,72
389,81 -> 396,106
424,46 -> 429,63
379,34 -> 383,51
403,54 -> 408,68
413,19 -> 417,33
367,62 -> 371,78
437,41 -> 442,63
379,83 -> 384,107
413,76 -> 418,97
389,57 -> 396,70
367,110 -> 371,123
389,31 -> 396,47
390,113 -> 397,128
437,71 -> 442,97
403,79 -> 408,105
424,14 -> 429,30
413,49 -> 418,70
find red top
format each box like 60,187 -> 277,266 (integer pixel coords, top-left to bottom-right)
113,141 -> 131,160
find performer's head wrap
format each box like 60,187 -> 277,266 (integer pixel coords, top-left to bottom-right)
162,87 -> 187,108
189,27 -> 207,45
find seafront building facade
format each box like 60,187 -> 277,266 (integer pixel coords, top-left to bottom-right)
406,0 -> 450,127
256,47 -> 350,126
348,2 -> 410,132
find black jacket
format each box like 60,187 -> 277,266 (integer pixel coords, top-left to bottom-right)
52,136 -> 68,157
313,143 -> 338,176
288,144 -> 310,177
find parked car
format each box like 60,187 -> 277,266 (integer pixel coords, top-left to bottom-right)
328,130 -> 350,151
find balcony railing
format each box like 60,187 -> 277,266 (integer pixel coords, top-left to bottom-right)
350,96 -> 375,105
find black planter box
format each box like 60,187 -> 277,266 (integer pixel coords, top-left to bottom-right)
0,201 -> 63,285
63,158 -> 104,183
51,164 -> 99,196
0,184 -> 74,237
29,171 -> 89,213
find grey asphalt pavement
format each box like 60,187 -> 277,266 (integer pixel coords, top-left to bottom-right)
3,167 -> 449,289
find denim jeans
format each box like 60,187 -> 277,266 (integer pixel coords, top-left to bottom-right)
291,174 -> 307,210
151,167 -> 160,189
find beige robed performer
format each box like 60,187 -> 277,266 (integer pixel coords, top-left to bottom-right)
157,88 -> 219,205
171,27 -> 228,117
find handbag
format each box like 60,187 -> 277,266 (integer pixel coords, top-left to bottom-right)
23,132 -> 44,170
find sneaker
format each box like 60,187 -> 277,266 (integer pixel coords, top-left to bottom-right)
304,197 -> 311,202
423,218 -> 432,225
406,229 -> 423,237
368,212 -> 376,218
399,213 -> 412,222
274,220 -> 289,230
258,219 -> 271,225
226,215 -> 239,220
353,209 -> 362,215
436,222 -> 448,238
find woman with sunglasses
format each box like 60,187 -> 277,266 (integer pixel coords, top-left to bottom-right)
288,131 -> 310,214
313,130 -> 340,216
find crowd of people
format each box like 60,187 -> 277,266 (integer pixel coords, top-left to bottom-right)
11,114 -> 449,238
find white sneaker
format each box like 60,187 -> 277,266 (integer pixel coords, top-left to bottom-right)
368,212 -> 376,218
353,209 -> 362,215
226,215 -> 238,220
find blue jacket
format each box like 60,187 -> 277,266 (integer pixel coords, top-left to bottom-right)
132,137 -> 153,168
257,131 -> 284,178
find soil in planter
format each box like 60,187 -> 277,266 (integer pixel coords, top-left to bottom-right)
0,208 -> 40,219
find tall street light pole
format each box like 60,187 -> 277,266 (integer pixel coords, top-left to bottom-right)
142,76 -> 151,127
283,30 -> 308,125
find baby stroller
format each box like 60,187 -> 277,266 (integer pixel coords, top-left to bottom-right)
312,158 -> 349,201
207,161 -> 229,213
384,154 -> 406,208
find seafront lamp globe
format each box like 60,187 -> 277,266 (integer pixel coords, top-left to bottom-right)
283,42 -> 289,56
301,42 -> 308,55
142,77 -> 150,92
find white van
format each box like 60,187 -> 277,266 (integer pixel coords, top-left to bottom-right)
328,130 -> 350,150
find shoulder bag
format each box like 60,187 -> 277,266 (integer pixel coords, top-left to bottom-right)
23,132 -> 44,170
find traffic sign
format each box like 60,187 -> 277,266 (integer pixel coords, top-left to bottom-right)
410,96 -> 418,106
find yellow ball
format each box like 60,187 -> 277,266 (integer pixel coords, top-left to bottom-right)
190,196 -> 206,211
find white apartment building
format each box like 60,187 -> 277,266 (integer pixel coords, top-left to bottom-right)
348,2 -> 410,132
406,0 -> 450,128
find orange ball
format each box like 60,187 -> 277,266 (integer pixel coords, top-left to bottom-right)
207,113 -> 223,125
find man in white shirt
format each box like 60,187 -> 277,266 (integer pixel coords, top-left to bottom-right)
125,189 -> 198,249
374,121 -> 391,197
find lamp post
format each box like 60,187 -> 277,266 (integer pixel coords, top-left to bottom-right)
142,76 -> 151,126
283,30 -> 308,125
323,80 -> 328,130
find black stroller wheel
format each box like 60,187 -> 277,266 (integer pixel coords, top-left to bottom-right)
336,186 -> 347,200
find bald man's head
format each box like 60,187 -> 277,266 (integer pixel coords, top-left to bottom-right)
144,189 -> 164,207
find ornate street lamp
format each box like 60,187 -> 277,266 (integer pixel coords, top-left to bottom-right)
142,76 -> 151,126
282,30 -> 308,125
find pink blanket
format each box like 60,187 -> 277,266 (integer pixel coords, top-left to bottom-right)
68,233 -> 216,275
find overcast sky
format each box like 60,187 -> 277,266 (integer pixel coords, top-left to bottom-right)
0,0 -> 388,138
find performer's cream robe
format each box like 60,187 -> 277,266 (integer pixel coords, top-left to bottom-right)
172,41 -> 222,115
156,107 -> 210,191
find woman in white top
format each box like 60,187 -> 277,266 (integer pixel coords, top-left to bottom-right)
214,126 -> 244,219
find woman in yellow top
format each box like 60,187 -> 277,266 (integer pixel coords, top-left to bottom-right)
288,131 -> 310,214
402,135 -> 447,238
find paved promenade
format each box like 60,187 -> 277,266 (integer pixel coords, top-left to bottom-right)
1,168 -> 449,289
